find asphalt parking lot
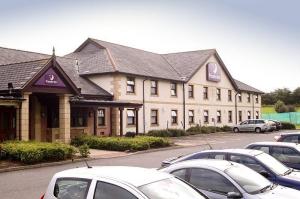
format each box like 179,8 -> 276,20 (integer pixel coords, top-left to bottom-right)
0,130 -> 292,199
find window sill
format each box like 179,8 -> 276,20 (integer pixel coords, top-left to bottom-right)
150,124 -> 159,127
126,92 -> 136,95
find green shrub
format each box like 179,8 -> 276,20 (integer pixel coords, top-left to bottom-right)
147,129 -> 187,137
0,141 -> 76,164
281,122 -> 296,130
71,135 -> 170,151
78,144 -> 90,158
187,125 -> 231,134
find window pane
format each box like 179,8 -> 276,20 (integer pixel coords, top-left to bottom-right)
127,110 -> 135,117
188,110 -> 194,116
172,169 -> 187,181
229,155 -> 265,173
94,181 -> 137,199
171,110 -> 177,116
189,168 -> 238,195
54,178 -> 91,199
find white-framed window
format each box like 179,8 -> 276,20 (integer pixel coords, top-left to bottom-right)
204,110 -> 209,123
189,110 -> 194,124
126,77 -> 135,93
170,83 -> 177,96
203,87 -> 208,99
228,111 -> 233,123
151,109 -> 158,125
98,109 -> 105,126
247,111 -> 251,119
188,85 -> 194,98
247,93 -> 251,103
256,111 -> 259,119
217,88 -> 221,101
238,94 -> 242,102
228,90 -> 232,101
255,94 -> 259,103
171,110 -> 178,124
238,111 -> 242,122
151,80 -> 158,95
127,109 -> 135,125
217,110 -> 221,123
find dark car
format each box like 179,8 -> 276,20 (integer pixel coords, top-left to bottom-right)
161,149 -> 300,190
275,132 -> 300,143
246,142 -> 300,170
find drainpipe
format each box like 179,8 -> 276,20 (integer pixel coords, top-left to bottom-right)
235,92 -> 239,124
142,79 -> 147,134
182,82 -> 186,130
252,94 -> 255,119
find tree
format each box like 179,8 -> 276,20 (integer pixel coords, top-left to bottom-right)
274,88 -> 292,104
292,87 -> 300,105
274,100 -> 288,113
261,92 -> 276,105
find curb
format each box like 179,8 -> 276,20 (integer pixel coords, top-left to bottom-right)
0,144 -> 205,174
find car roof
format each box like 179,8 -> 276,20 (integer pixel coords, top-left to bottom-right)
55,166 -> 171,187
203,148 -> 264,156
280,132 -> 300,136
248,141 -> 300,149
164,159 -> 237,172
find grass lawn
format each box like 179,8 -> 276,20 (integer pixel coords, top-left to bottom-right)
262,106 -> 300,114
261,106 -> 276,114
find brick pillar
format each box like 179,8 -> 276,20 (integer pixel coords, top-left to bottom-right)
34,96 -> 42,141
59,94 -> 71,143
111,107 -> 120,136
20,92 -> 31,141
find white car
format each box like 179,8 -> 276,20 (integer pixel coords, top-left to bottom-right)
161,159 -> 300,199
41,166 -> 208,199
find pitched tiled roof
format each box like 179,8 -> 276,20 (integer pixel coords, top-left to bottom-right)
56,57 -> 112,96
234,79 -> 264,94
162,49 -> 216,80
0,47 -> 112,97
70,38 -> 182,81
0,46 -> 50,65
0,59 -> 49,90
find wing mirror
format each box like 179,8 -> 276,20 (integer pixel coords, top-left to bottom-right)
259,171 -> 270,178
227,192 -> 242,199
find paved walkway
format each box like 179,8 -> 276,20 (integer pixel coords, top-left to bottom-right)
89,149 -> 128,159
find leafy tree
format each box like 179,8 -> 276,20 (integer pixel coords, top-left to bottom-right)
274,100 -> 288,113
261,93 -> 276,105
274,88 -> 292,104
292,87 -> 300,105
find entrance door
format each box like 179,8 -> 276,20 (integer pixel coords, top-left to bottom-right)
0,107 -> 16,141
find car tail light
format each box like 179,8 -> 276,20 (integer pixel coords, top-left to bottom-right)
40,194 -> 45,199
274,135 -> 281,141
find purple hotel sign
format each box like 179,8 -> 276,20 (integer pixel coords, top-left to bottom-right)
207,62 -> 221,82
35,68 -> 66,88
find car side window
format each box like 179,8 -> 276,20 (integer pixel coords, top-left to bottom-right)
208,153 -> 226,160
94,181 -> 137,199
229,155 -> 266,173
272,147 -> 300,164
189,168 -> 239,195
283,135 -> 299,143
171,169 -> 188,181
255,120 -> 264,124
248,120 -> 255,124
54,178 -> 91,199
241,121 -> 248,125
251,146 -> 270,154
187,153 -> 209,160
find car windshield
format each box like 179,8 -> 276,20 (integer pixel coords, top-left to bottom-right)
225,165 -> 271,194
256,153 -> 290,175
138,177 -> 206,199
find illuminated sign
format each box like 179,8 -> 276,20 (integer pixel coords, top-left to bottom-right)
207,62 -> 221,82
35,68 -> 66,88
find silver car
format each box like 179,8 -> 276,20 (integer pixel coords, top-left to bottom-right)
233,119 -> 269,133
161,159 -> 300,199
42,166 -> 208,199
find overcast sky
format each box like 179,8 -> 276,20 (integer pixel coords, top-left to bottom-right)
0,0 -> 299,92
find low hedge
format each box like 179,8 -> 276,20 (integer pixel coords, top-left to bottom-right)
147,129 -> 187,137
187,125 -> 232,134
281,122 -> 296,130
0,141 -> 77,164
71,135 -> 171,151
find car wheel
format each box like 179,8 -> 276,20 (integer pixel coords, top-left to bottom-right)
255,128 -> 262,133
233,128 -> 239,133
